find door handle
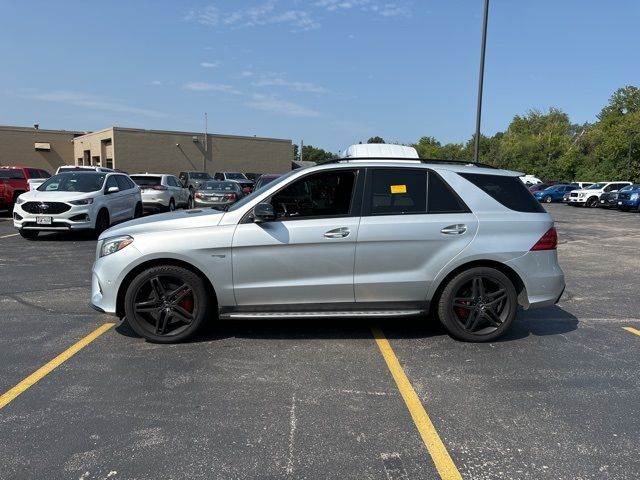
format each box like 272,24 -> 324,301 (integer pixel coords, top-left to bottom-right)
441,224 -> 467,235
324,227 -> 350,238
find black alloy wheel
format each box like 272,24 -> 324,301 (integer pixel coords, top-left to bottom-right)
544,195 -> 552,203
586,197 -> 599,208
438,267 -> 517,342
124,265 -> 210,343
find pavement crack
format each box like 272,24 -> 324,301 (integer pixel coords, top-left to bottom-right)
7,293 -> 56,313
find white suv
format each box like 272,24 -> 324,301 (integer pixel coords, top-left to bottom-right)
567,181 -> 632,207
130,174 -> 192,212
13,171 -> 142,239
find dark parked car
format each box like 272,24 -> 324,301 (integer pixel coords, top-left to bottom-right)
213,172 -> 254,193
254,173 -> 282,191
533,184 -> 577,203
529,181 -> 559,193
617,184 -> 640,211
599,184 -> 634,208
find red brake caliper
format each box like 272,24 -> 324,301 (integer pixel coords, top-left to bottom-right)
178,289 -> 194,313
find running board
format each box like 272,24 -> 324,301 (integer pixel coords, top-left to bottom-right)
219,310 -> 424,320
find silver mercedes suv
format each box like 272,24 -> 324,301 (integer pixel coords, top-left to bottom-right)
90,155 -> 565,343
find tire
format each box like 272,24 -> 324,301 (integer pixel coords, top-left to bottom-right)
94,209 -> 110,236
168,198 -> 175,212
187,196 -> 194,209
586,197 -> 599,208
437,266 -> 518,342
134,202 -> 143,218
19,229 -> 39,240
544,195 -> 552,203
123,265 -> 211,343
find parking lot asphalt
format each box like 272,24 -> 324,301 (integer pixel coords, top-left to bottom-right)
0,205 -> 639,480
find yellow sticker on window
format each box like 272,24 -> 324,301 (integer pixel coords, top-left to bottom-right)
390,184 -> 407,194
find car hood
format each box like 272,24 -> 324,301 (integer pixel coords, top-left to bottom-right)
18,190 -> 97,202
100,208 -> 225,239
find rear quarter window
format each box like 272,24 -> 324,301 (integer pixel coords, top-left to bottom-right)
459,173 -> 545,213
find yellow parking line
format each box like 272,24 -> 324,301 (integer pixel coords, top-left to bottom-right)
372,327 -> 462,480
0,233 -> 18,238
623,326 -> 640,337
0,323 -> 115,410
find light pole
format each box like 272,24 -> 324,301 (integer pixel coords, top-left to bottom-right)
473,0 -> 490,163
628,130 -> 638,181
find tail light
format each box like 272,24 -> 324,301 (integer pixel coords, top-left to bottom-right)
195,192 -> 204,199
531,227 -> 557,251
224,193 -> 237,201
151,185 -> 168,190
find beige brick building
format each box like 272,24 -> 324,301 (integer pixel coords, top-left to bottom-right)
0,125 -> 293,175
0,125 -> 83,172
73,127 -> 293,175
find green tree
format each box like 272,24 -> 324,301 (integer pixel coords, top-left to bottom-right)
301,145 -> 338,163
367,136 -> 386,144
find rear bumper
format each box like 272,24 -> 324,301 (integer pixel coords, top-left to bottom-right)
505,250 -> 565,309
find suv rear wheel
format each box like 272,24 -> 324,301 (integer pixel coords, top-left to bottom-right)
124,265 -> 210,343
437,266 -> 517,342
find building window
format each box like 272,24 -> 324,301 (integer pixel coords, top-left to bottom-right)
106,158 -> 114,169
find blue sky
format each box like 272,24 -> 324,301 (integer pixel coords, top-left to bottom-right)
1,1 -> 639,152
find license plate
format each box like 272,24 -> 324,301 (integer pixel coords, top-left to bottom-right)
36,216 -> 52,225
207,196 -> 221,201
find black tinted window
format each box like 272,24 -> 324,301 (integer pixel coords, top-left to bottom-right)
459,173 -> 545,213
115,176 -> 131,190
272,170 -> 355,218
0,169 -> 25,179
370,169 -> 427,215
428,173 -> 468,213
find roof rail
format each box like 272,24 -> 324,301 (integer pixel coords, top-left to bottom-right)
319,156 -> 498,169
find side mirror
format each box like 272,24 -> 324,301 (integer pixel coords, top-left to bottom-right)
253,203 -> 276,222
106,186 -> 120,194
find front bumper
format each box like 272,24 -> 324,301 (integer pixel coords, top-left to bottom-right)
566,196 -> 587,205
91,243 -> 144,316
617,199 -> 639,209
13,203 -> 95,231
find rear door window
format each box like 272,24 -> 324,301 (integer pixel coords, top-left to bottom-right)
459,173 -> 545,213
369,169 -> 427,215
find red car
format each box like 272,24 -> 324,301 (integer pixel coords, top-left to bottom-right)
0,166 -> 51,211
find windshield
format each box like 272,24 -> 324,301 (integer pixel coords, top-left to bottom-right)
620,184 -> 639,191
201,181 -> 238,191
225,172 -> 247,180
227,169 -> 299,212
38,173 -> 106,192
190,172 -> 211,180
131,175 -> 162,186
0,169 -> 25,179
587,183 -> 606,189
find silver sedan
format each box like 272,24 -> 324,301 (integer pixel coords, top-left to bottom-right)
193,181 -> 243,209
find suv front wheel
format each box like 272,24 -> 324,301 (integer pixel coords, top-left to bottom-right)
437,266 -> 517,342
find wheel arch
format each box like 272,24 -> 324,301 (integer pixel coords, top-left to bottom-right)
429,259 -> 528,313
115,258 -> 218,318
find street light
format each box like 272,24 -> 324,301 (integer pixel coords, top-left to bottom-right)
628,130 -> 638,181
473,0 -> 490,163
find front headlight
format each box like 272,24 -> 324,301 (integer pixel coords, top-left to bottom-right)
15,196 -> 25,204
578,193 -> 585,197
100,235 -> 134,257
631,193 -> 640,200
70,198 -> 94,205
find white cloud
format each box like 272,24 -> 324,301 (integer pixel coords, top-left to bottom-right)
239,70 -> 254,78
151,80 -> 162,86
184,82 -> 242,95
6,89 -> 166,118
252,73 -> 327,94
246,94 -> 320,117
185,1 -> 320,32
313,0 -> 411,17
200,61 -> 220,68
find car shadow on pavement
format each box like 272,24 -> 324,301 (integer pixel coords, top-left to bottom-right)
26,231 -> 97,242
115,305 -> 578,343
